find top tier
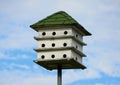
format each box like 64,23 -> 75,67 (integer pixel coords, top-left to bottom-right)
30,11 -> 91,36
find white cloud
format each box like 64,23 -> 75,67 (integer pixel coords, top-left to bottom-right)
0,25 -> 36,51
0,0 -> 57,21
0,70 -> 57,85
10,63 -> 30,70
63,68 -> 101,84
0,52 -> 4,58
95,84 -> 116,85
0,0 -> 38,20
1,0 -> 119,22
0,51 -> 32,60
1,62 -> 30,70
0,68 -> 101,85
85,44 -> 120,77
95,84 -> 104,85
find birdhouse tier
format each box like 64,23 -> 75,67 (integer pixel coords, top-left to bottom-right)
34,28 -> 87,45
30,11 -> 91,70
35,38 -> 84,52
34,49 -> 86,70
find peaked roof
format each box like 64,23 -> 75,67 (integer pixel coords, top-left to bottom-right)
30,11 -> 91,36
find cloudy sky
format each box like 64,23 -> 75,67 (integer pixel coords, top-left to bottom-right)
0,0 -> 120,85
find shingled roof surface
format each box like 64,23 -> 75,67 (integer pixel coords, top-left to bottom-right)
30,11 -> 78,27
30,11 -> 91,35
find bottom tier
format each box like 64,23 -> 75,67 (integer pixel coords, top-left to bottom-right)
34,58 -> 86,70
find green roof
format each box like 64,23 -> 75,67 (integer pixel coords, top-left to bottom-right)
30,11 -> 91,36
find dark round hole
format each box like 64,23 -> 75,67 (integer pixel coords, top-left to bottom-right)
76,45 -> 78,49
52,32 -> 56,36
76,57 -> 77,60
51,54 -> 55,58
76,34 -> 78,38
41,44 -> 45,47
41,55 -> 45,59
42,32 -> 46,36
63,43 -> 67,47
64,31 -> 68,35
63,54 -> 67,58
52,43 -> 55,47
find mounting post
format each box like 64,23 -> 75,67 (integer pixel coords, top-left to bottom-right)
57,65 -> 62,85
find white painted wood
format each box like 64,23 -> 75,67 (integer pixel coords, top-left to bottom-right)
72,28 -> 83,42
37,37 -> 83,51
37,50 -> 71,59
38,28 -> 83,42
37,50 -> 82,64
38,28 -> 72,37
71,40 -> 83,51
38,38 -> 72,48
71,51 -> 82,63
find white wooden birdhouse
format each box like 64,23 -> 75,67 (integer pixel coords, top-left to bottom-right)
30,11 -> 91,70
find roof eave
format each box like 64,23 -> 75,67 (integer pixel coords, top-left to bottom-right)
30,24 -> 92,36
74,23 -> 92,36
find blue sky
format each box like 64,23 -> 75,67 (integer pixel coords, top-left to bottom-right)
0,0 -> 120,85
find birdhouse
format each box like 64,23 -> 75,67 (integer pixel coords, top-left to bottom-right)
30,11 -> 91,70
